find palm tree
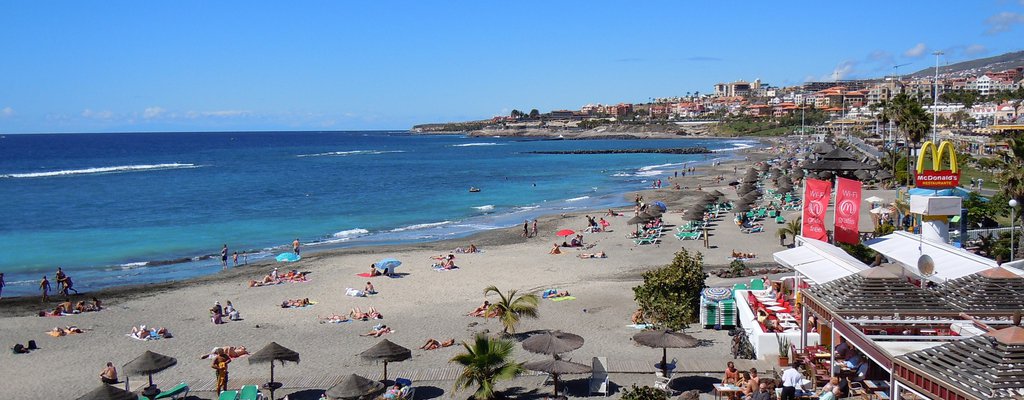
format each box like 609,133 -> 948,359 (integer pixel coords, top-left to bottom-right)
998,132 -> 1024,259
483,285 -> 539,334
451,333 -> 525,400
776,217 -> 801,247
884,93 -> 931,185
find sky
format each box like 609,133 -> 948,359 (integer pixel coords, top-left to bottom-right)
2,1 -> 1024,133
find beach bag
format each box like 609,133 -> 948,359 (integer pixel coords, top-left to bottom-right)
12,344 -> 27,354
27,340 -> 37,350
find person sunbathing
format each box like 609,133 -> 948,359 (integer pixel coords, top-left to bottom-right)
607,209 -> 621,216
282,269 -> 307,281
577,251 -> 606,259
48,326 -> 80,336
631,308 -> 645,324
130,325 -> 168,339
360,324 -> 393,337
369,264 -> 391,277
249,274 -> 278,287
549,243 -> 562,255
439,257 -> 456,270
281,298 -> 311,308
201,346 -> 249,359
319,313 -> 350,323
364,281 -> 376,294
542,290 -> 570,299
349,306 -> 381,320
74,301 -> 87,313
731,250 -> 756,259
468,301 -> 490,317
420,338 -> 456,350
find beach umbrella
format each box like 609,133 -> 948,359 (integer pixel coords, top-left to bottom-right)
651,201 -> 668,212
75,385 -> 137,400
710,190 -> 725,198
326,374 -> 386,400
864,196 -> 884,204
742,192 -> 760,201
523,356 -> 592,396
727,181 -> 740,187
875,170 -> 893,180
633,329 -> 699,377
640,210 -> 662,221
626,215 -> 649,225
359,339 -> 411,382
521,330 -> 585,355
555,229 -> 575,237
733,203 -> 753,213
249,342 -> 300,400
123,351 -> 177,391
870,207 -> 891,215
373,258 -> 402,271
854,170 -> 872,180
276,252 -> 300,262
682,210 -> 705,221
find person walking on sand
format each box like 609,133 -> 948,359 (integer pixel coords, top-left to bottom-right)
220,244 -> 228,269
213,348 -> 231,394
293,238 -> 301,255
40,275 -> 51,302
522,220 -> 529,238
531,219 -> 538,237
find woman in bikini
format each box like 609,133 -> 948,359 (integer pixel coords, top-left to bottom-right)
420,338 -> 455,350
468,301 -> 490,317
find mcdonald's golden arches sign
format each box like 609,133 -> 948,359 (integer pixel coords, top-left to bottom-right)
914,140 -> 960,189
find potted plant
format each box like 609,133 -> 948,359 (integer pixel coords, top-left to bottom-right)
775,333 -> 790,367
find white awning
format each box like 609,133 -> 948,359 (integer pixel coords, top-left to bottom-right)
864,231 -> 1016,282
773,236 -> 870,284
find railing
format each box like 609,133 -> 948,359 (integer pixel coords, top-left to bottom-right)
951,227 -> 1018,242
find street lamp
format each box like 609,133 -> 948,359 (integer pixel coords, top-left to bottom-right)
1011,199 -> 1020,262
932,51 -> 944,143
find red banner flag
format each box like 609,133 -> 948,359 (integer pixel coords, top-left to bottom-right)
833,178 -> 862,244
801,179 -> 831,242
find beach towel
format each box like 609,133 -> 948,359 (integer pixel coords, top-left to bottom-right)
126,333 -> 156,341
346,288 -> 366,297
626,323 -> 654,330
356,273 -> 375,277
550,296 -> 576,302
433,266 -> 458,272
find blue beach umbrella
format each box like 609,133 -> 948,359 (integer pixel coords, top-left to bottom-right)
373,258 -> 401,271
276,252 -> 301,262
652,201 -> 668,212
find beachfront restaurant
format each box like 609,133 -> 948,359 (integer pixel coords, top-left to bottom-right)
777,234 -> 1024,399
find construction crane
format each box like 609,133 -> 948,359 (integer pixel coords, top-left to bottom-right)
892,63 -> 911,81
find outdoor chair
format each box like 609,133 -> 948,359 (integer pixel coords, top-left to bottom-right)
152,382 -> 190,400
217,390 -> 239,400
239,385 -> 263,400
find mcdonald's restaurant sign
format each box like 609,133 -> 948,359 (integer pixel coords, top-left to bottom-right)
915,140 -> 960,189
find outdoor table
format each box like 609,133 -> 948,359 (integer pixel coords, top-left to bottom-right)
780,322 -> 798,329
865,380 -> 890,390
713,383 -> 742,400
777,313 -> 796,321
767,306 -> 786,311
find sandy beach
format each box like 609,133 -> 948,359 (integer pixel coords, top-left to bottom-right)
0,146 -> 818,399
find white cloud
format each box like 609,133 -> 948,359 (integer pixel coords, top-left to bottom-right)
819,60 -> 858,81
143,107 -> 165,119
964,44 -> 988,56
903,43 -> 928,58
81,109 -> 115,119
984,12 -> 1024,34
0,107 -> 14,118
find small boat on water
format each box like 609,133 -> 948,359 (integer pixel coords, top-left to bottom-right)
469,187 -> 481,193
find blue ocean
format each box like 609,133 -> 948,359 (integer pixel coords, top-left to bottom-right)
0,131 -> 752,296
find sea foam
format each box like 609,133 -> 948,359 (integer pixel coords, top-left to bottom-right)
390,221 -> 453,232
332,228 -> 370,238
1,163 -> 200,179
450,142 -> 503,147
473,205 -> 495,211
297,150 -> 405,157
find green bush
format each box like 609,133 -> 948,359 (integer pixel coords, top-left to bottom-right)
621,384 -> 669,400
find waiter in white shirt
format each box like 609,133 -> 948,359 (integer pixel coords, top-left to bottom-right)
780,361 -> 803,400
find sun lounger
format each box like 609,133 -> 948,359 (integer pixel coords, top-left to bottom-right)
590,356 -> 609,396
634,235 -> 659,245
153,382 -> 190,399
239,384 -> 262,400
217,390 -> 239,400
775,215 -> 786,223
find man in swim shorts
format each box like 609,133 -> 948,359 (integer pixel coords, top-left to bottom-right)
293,238 -> 300,255
221,244 -> 228,269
